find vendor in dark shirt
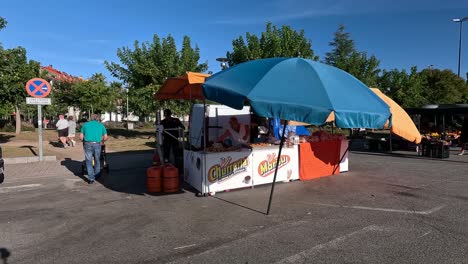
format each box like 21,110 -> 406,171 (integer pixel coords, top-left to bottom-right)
161,109 -> 185,163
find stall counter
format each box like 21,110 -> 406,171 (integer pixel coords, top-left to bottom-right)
184,145 -> 299,195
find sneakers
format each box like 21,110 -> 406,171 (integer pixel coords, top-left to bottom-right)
88,180 -> 95,184
458,152 -> 464,156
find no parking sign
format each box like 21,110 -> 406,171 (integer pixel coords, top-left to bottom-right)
25,78 -> 51,98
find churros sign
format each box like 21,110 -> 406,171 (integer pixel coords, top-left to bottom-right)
258,153 -> 290,177
208,156 -> 249,183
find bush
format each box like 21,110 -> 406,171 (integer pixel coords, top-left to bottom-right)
0,123 -> 15,132
104,121 -> 126,129
22,122 -> 35,132
0,122 -> 40,132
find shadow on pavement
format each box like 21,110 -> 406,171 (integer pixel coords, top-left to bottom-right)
20,145 -> 37,156
0,134 -> 14,144
352,150 -> 468,164
61,158 -> 88,183
212,196 -> 267,215
49,141 -> 64,148
0,247 -> 11,264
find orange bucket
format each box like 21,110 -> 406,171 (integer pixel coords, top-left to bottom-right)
163,166 -> 179,193
147,166 -> 163,193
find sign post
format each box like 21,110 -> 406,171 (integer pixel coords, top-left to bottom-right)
37,105 -> 43,160
25,78 -> 52,162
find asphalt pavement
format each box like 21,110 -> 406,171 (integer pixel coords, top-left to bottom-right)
1,149 -> 468,264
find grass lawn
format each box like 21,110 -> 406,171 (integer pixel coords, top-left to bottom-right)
0,128 -> 158,158
1,145 -> 55,157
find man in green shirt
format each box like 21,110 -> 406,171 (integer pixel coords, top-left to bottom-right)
80,114 -> 108,184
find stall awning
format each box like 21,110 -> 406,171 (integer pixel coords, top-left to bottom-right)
370,88 -> 422,144
154,72 -> 210,100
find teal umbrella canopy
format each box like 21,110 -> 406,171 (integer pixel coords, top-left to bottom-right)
203,58 -> 390,129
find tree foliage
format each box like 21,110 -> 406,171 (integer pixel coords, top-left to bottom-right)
420,68 -> 468,104
105,34 -> 207,118
227,22 -> 319,66
71,73 -> 120,115
378,67 -> 426,108
0,16 -> 6,31
0,46 -> 40,133
325,25 -> 380,86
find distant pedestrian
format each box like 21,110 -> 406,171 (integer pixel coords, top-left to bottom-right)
80,114 -> 108,184
458,114 -> 468,156
55,114 -> 69,148
67,116 -> 77,147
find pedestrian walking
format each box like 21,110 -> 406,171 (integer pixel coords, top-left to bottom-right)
80,114 -> 108,184
55,114 -> 69,148
458,114 -> 468,156
67,116 -> 77,147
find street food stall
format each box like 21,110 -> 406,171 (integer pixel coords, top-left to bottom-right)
153,68 -> 396,198
183,104 -> 300,195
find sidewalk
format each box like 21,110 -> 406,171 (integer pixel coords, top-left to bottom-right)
3,148 -> 153,183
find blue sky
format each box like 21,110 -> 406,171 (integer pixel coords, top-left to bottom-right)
1,0 -> 468,81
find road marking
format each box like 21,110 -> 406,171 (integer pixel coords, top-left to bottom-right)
67,179 -> 82,182
174,244 -> 196,250
274,225 -> 384,264
0,183 -> 42,193
419,231 -> 432,238
314,203 -> 446,215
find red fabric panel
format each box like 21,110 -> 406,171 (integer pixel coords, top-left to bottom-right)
299,141 -> 341,180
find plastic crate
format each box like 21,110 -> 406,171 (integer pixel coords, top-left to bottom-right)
422,141 -> 450,159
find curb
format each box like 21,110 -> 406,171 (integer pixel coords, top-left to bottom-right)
4,156 -> 57,164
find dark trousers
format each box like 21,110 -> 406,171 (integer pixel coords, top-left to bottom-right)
163,140 -> 183,185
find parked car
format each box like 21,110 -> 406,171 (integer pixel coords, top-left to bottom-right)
0,144 -> 4,183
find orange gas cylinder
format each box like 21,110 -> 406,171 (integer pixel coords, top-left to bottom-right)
146,166 -> 163,193
152,153 -> 161,165
163,166 -> 179,193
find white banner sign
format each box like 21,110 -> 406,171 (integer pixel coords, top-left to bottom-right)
26,97 -> 51,105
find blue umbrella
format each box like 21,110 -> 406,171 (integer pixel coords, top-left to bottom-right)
202,57 -> 391,214
203,57 -> 390,128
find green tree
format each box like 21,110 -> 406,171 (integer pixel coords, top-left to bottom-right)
105,34 -> 207,119
378,67 -> 427,108
0,16 -> 6,31
324,25 -> 381,87
0,47 -> 40,134
70,73 -> 119,117
420,68 -> 468,104
227,22 -> 318,66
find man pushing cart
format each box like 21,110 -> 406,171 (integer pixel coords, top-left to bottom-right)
80,114 -> 108,184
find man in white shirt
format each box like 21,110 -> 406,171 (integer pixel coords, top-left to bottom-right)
217,116 -> 250,147
55,114 -> 69,148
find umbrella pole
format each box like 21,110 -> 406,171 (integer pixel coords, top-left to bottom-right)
266,122 -> 288,215
332,140 -> 350,175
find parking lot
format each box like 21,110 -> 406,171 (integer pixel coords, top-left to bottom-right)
1,150 -> 467,264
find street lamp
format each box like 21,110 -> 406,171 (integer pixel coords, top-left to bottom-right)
452,17 -> 468,77
125,88 -> 129,122
216,57 -> 229,70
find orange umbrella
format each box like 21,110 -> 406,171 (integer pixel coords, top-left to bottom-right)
370,88 -> 421,144
295,88 -> 421,144
154,72 -> 210,100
